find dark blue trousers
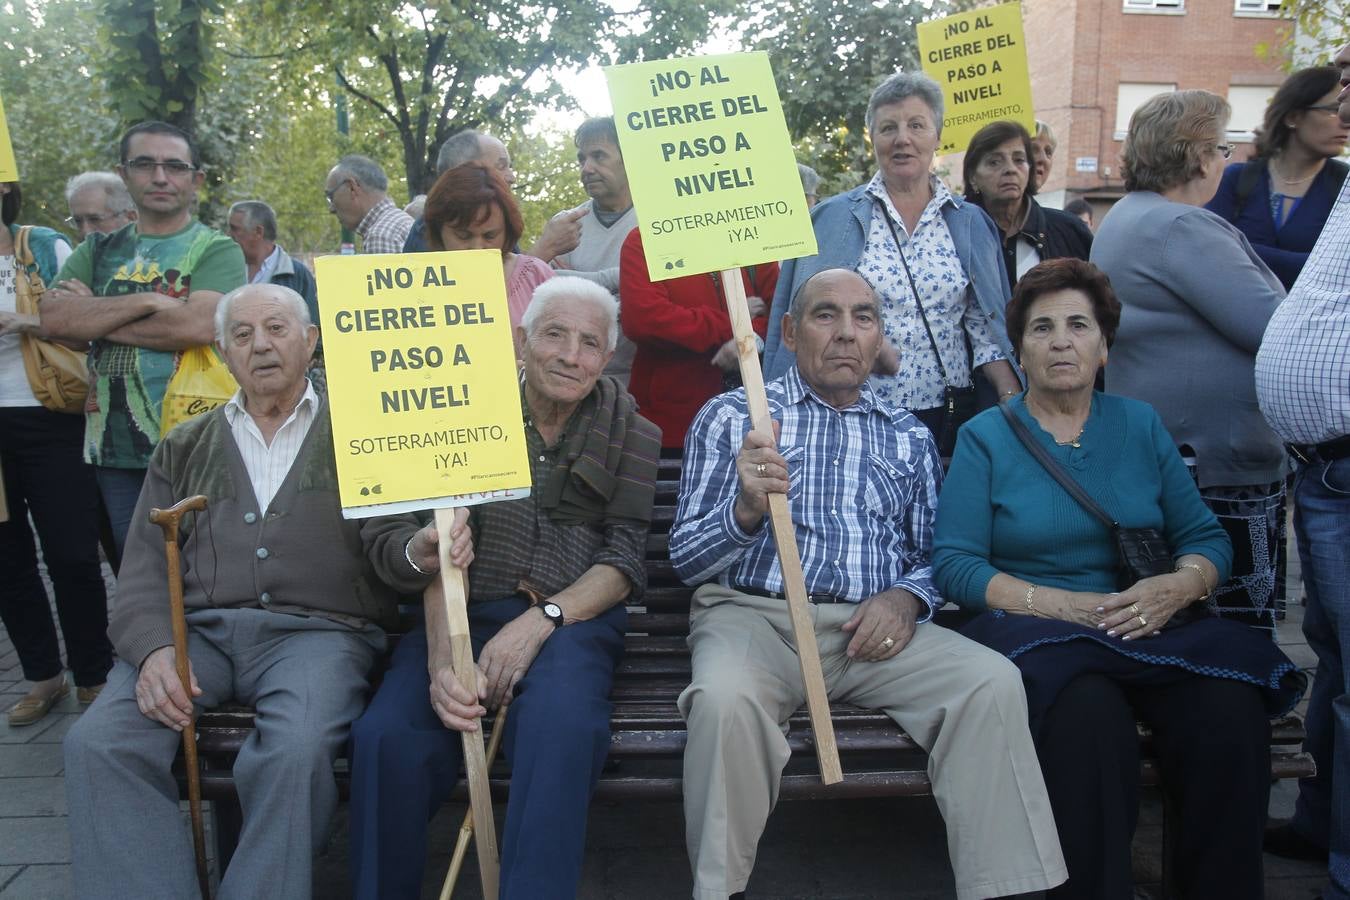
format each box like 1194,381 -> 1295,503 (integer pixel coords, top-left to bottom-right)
348,595 -> 625,900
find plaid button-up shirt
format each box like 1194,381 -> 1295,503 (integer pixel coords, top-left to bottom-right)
1257,176 -> 1350,445
357,198 -> 414,255
670,366 -> 943,620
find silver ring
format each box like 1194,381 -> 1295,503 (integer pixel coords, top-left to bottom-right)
755,463 -> 767,477
881,636 -> 895,649
1129,603 -> 1141,616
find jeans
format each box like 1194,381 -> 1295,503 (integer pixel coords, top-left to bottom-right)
93,464 -> 147,565
0,407 -> 112,686
1290,456 -> 1350,898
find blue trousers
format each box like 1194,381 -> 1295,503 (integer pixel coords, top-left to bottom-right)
1290,456 -> 1350,899
348,596 -> 625,900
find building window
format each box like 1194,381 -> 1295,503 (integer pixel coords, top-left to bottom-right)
1115,83 -> 1177,137
1227,84 -> 1278,140
1124,0 -> 1184,11
1234,0 -> 1282,13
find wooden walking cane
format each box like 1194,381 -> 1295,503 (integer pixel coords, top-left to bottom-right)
435,508 -> 501,898
148,494 -> 212,899
438,705 -> 509,900
720,269 -> 843,784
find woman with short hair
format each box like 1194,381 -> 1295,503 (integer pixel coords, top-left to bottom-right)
423,162 -> 552,334
962,120 -> 1093,291
1092,89 -> 1288,633
1206,66 -> 1348,289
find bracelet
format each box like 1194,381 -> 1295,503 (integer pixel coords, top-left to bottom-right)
1025,583 -> 1040,616
405,536 -> 433,576
1174,562 -> 1211,599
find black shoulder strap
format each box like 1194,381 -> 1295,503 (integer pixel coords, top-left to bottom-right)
875,198 -> 952,388
1231,158 -> 1266,222
997,402 -> 1118,531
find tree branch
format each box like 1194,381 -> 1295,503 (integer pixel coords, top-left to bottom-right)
335,67 -> 402,132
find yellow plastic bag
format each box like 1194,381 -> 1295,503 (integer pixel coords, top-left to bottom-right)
160,345 -> 238,437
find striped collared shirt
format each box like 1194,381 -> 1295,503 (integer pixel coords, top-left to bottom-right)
670,365 -> 943,620
1256,176 -> 1350,444
222,380 -> 319,512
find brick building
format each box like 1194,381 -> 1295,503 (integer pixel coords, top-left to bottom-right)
1022,0 -> 1291,213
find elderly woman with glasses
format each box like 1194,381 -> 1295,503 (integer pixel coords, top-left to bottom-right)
762,71 -> 1022,457
1092,90 -> 1288,634
1206,66 -> 1349,289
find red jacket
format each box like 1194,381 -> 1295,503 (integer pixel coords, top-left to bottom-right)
620,229 -> 777,448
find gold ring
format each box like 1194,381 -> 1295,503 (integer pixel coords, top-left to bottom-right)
1137,614 -> 1148,627
881,636 -> 895,649
1129,603 -> 1141,616
755,463 -> 767,477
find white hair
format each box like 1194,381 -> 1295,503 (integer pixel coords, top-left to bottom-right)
214,283 -> 312,345
64,171 -> 135,214
521,276 -> 619,351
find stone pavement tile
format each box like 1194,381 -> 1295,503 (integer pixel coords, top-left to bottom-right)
0,706 -> 75,746
0,778 -> 66,818
0,744 -> 65,777
0,869 -> 18,893
1265,875 -> 1327,900
1283,642 -> 1319,671
0,864 -> 71,899
30,713 -> 79,745
0,817 -> 71,865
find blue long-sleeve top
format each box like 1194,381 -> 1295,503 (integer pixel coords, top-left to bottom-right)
932,392 -> 1232,607
1204,160 -> 1345,291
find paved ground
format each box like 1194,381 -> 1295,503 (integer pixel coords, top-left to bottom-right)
0,530 -> 1329,898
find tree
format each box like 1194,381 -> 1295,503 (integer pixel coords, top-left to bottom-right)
97,0 -> 219,131
235,0 -> 735,198
746,0 -> 969,190
1268,0 -> 1348,66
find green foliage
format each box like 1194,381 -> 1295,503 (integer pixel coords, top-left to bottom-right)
1272,0 -> 1348,66
509,127 -> 589,248
0,0 -> 120,233
97,0 -> 218,130
747,0 -> 970,190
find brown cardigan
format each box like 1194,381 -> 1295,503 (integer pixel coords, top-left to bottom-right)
109,398 -> 432,668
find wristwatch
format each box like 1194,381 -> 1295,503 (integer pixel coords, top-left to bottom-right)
538,601 -> 565,628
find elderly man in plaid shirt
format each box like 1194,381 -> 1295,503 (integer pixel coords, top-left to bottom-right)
671,268 -> 1065,900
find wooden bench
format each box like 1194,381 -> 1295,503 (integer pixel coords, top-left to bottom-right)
185,452 -> 1315,869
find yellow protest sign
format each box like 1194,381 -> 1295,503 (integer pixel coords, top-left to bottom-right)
604,51 -> 816,281
315,250 -> 531,518
0,94 -> 17,181
917,2 -> 1036,155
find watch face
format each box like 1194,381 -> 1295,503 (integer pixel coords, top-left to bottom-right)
544,603 -> 563,618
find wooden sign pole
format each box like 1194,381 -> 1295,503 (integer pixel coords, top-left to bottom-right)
719,269 -> 843,785
435,508 -> 500,898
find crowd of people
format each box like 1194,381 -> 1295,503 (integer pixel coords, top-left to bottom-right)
0,42 -> 1347,900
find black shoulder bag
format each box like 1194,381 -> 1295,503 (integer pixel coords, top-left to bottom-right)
996,403 -> 1195,596
877,201 -> 977,457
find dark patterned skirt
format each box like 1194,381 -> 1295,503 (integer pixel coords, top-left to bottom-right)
1195,480 -> 1287,635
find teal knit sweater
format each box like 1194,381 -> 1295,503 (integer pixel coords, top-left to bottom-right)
933,392 -> 1233,608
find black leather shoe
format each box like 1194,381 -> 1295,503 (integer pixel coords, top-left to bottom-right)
1263,821 -> 1329,862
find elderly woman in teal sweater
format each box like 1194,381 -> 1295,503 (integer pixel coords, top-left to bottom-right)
932,258 -> 1303,900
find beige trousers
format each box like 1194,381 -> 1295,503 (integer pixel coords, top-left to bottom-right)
678,585 -> 1067,900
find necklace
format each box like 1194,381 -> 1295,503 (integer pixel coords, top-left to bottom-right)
1270,160 -> 1319,186
1054,427 -> 1084,449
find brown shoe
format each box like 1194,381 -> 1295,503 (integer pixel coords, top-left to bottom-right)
7,680 -> 70,727
76,684 -> 105,705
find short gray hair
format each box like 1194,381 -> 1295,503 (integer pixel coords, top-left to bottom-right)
797,163 -> 821,196
437,130 -> 484,175
334,154 -> 389,192
521,277 -> 619,351
214,283 -> 312,345
64,172 -> 134,214
227,200 -> 278,242
789,268 -> 876,320
866,72 -> 946,137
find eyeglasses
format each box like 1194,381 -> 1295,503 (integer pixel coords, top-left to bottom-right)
1215,143 -> 1234,159
64,212 -> 124,229
1305,103 -> 1342,114
325,180 -> 352,205
123,157 -> 196,176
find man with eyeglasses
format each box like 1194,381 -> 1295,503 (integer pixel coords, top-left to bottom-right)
40,121 -> 245,563
64,172 -> 137,243
323,155 -> 413,255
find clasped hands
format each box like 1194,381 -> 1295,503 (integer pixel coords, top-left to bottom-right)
1030,571 -> 1204,641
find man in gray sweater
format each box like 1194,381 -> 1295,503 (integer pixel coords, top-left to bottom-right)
62,283 -> 472,899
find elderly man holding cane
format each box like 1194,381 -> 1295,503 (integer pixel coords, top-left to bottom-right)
62,282 -> 471,899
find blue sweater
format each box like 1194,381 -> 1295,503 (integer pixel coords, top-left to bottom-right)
932,392 -> 1232,607
1205,159 -> 1346,291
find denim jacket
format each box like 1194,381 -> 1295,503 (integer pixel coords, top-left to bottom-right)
762,183 -> 1015,381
